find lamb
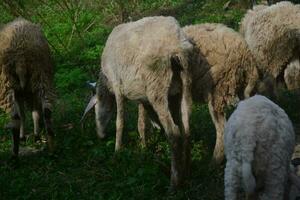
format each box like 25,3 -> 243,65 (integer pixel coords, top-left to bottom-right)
0,18 -> 55,157
224,95 -> 300,200
138,23 -> 259,164
240,1 -> 300,96
84,16 -> 193,189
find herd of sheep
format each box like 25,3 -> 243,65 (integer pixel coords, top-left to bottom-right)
2,1 -> 300,199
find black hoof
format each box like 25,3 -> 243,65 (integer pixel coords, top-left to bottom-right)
34,136 -> 41,142
20,136 -> 26,142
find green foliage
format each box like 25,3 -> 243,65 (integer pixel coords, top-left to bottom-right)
55,67 -> 89,93
1,0 -> 300,200
0,111 -> 9,134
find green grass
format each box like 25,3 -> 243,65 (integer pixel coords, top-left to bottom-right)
2,0 -> 300,199
0,99 -> 224,200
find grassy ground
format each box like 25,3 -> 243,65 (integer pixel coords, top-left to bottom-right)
1,0 -> 300,199
0,101 -> 224,200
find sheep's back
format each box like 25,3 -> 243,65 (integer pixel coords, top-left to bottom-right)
183,23 -> 258,111
101,16 -> 192,100
225,95 -> 295,178
0,18 -> 55,110
240,1 -> 300,78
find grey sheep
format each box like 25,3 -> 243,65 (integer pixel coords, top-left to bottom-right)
0,18 -> 55,157
224,95 -> 300,200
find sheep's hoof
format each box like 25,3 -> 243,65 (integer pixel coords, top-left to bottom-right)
114,146 -> 122,152
34,135 -> 41,143
20,135 -> 26,142
167,185 -> 177,195
47,136 -> 55,154
168,180 -> 187,194
139,139 -> 147,148
97,132 -> 107,139
211,151 -> 225,165
210,156 -> 225,167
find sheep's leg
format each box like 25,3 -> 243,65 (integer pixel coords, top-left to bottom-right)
31,97 -> 42,141
149,95 -> 183,189
43,107 -> 54,153
260,165 -> 287,200
208,101 -> 226,164
115,93 -> 124,151
9,99 -> 22,158
32,110 -> 41,141
19,100 -> 25,141
169,93 -> 192,178
224,160 -> 241,200
138,103 -> 150,147
180,70 -> 192,177
11,113 -> 21,158
141,102 -> 164,134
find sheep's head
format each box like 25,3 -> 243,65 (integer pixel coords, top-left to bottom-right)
81,81 -> 114,139
253,73 -> 278,99
94,94 -> 114,139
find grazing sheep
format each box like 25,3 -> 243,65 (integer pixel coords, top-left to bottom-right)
224,95 -> 300,200
184,23 -> 259,163
240,1 -> 300,96
138,23 -> 259,164
0,18 -> 55,157
86,16 -> 193,189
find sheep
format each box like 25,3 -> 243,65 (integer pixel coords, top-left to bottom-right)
0,18 -> 55,157
137,23 -> 259,164
224,95 -> 300,200
184,23 -> 259,163
83,16 -> 193,189
240,1 -> 300,97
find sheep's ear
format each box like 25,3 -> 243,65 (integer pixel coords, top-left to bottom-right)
289,172 -> 300,190
86,81 -> 96,88
80,95 -> 98,123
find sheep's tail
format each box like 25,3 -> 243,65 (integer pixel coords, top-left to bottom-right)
172,39 -> 193,135
242,157 -> 256,194
170,39 -> 194,173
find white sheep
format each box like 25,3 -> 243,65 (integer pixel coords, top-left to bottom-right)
83,16 -> 193,189
240,1 -> 300,96
0,18 -> 55,157
224,95 -> 300,200
137,23 -> 259,164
